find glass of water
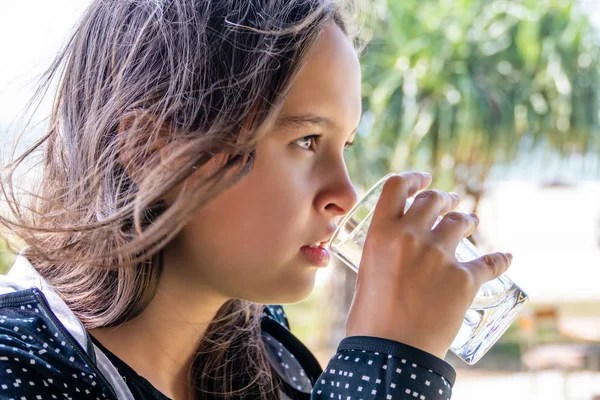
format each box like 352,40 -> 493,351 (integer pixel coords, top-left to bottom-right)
327,173 -> 529,365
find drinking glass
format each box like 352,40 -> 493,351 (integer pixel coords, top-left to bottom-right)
327,173 -> 529,365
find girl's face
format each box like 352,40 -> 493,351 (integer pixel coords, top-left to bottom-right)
168,23 -> 361,304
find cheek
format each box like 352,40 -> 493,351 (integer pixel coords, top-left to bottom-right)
170,138 -> 320,301
177,177 -> 318,302
209,144 -> 312,255
183,166 -> 309,269
212,176 -> 302,253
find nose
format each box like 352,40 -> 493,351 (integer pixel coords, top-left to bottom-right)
315,171 -> 358,219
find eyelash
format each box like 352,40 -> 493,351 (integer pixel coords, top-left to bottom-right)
294,134 -> 355,152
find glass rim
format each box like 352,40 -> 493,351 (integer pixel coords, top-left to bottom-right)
327,172 -> 396,249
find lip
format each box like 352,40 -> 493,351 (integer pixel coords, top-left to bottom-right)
310,226 -> 338,249
300,245 -> 331,267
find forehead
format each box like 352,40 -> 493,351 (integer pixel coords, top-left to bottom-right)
276,23 -> 362,131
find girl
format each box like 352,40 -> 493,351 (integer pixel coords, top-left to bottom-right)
0,0 -> 513,399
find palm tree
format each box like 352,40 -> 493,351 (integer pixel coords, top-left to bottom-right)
346,0 -> 600,212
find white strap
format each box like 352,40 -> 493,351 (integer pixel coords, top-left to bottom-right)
92,343 -> 135,400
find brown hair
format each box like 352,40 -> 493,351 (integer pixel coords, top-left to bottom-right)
0,0 -> 364,398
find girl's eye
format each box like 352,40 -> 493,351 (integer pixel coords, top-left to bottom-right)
293,135 -> 320,151
293,134 -> 356,152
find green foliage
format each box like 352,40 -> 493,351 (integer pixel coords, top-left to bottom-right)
0,236 -> 16,275
347,0 -> 600,198
283,285 -> 331,350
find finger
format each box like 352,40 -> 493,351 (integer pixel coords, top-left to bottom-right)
371,172 -> 432,226
431,212 -> 480,251
462,252 -> 513,287
402,189 -> 460,232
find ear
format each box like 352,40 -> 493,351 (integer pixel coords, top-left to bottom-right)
116,106 -> 262,203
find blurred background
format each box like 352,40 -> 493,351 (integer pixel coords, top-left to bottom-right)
1,0 -> 600,399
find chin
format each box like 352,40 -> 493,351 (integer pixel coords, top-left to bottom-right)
276,284 -> 316,304
244,269 -> 318,305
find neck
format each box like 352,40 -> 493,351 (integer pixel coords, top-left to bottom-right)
88,242 -> 228,399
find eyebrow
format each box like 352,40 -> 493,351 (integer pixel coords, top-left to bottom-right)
275,113 -> 359,136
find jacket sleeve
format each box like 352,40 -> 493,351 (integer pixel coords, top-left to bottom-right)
311,336 -> 456,400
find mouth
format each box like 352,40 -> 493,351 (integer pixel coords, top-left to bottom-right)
303,226 -> 337,250
299,243 -> 331,267
304,241 -> 328,249
298,228 -> 336,268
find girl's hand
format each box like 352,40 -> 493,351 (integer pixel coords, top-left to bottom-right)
345,172 -> 513,359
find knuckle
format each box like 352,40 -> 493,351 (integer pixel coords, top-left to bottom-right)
397,229 -> 419,247
416,189 -> 443,203
496,252 -> 511,270
453,266 -> 476,292
444,211 -> 467,225
383,175 -> 406,193
495,252 -> 512,267
422,242 -> 449,263
481,254 -> 501,276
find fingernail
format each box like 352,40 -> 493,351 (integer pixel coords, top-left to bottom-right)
506,253 -> 513,260
422,172 -> 432,179
449,192 -> 459,198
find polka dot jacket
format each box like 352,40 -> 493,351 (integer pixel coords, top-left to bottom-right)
0,253 -> 456,399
